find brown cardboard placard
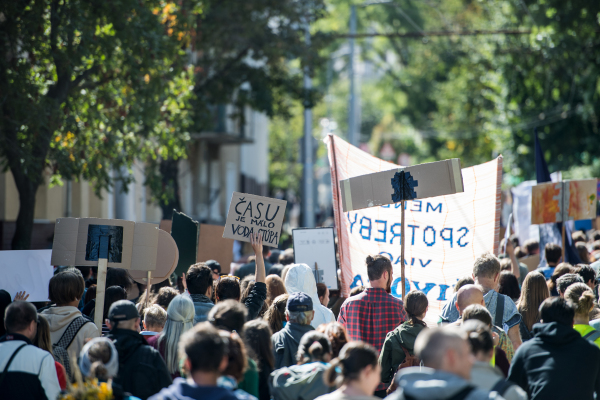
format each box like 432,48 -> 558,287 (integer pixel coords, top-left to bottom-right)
531,179 -> 598,224
223,192 -> 287,248
339,158 -> 464,212
519,254 -> 540,273
130,229 -> 179,285
198,224 -> 234,274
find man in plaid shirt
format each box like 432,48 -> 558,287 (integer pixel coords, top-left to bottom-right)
338,255 -> 408,397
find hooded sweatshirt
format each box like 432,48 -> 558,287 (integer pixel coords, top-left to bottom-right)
387,367 -> 503,400
470,362 -> 527,400
40,306 -> 99,362
271,322 -> 314,369
284,264 -> 335,328
508,321 -> 600,400
149,378 -> 239,400
379,322 -> 426,384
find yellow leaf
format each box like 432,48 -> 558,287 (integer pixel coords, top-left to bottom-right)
144,74 -> 150,83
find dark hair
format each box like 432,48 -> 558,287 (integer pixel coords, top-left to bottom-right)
103,286 -> 127,321
523,239 -> 539,255
462,320 -> 494,356
5,301 -> 37,333
405,290 -> 428,327
243,319 -> 275,370
593,231 -> 600,242
85,285 -> 97,306
279,250 -> 294,265
317,322 -> 349,358
150,278 -> 171,294
76,266 -> 93,280
216,277 -> 241,301
208,300 -> 248,333
0,290 -> 12,337
577,265 -> 596,284
180,322 -> 227,373
498,272 -> 521,301
187,263 -> 213,296
297,331 -> 332,364
155,287 -> 179,310
557,273 -> 584,295
462,304 -> 492,327
88,340 -> 113,381
517,271 -> 550,331
265,275 -> 287,308
545,243 -> 562,264
365,255 -> 392,281
34,315 -> 53,355
106,268 -> 134,293
454,277 -> 474,293
49,270 -> 85,305
324,341 -> 379,386
317,283 -> 328,301
548,263 -> 574,293
220,331 -> 248,382
349,285 -> 365,297
264,294 -> 289,334
539,297 -> 575,326
240,276 -> 255,302
514,246 -> 527,259
575,242 -> 590,263
572,231 -> 587,243
268,250 -> 281,265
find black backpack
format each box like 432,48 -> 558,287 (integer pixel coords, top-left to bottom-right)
53,316 -> 92,380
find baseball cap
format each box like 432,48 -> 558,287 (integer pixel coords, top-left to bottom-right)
206,260 -> 221,273
287,292 -> 313,312
108,300 -> 139,322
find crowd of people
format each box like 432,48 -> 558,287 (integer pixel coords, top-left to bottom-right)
2,229 -> 600,400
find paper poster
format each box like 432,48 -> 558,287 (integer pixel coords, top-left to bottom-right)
197,224 -> 234,274
293,227 -> 339,290
326,135 -> 502,326
531,179 -> 597,224
223,192 -> 287,248
0,250 -> 53,302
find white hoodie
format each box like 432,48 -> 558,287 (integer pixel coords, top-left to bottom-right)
40,306 -> 100,362
284,264 -> 335,328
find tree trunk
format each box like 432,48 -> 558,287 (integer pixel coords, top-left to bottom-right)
11,178 -> 38,250
159,158 -> 183,220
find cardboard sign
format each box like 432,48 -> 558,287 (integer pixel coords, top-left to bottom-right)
197,224 -> 234,274
340,159 -> 464,212
0,250 -> 53,302
532,179 -> 598,224
223,192 -> 287,248
130,229 -> 179,285
519,254 -> 540,273
171,211 -> 200,277
51,218 -> 175,271
293,227 -> 338,290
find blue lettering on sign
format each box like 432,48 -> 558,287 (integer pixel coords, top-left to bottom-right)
440,228 -> 453,248
412,281 -> 437,296
437,284 -> 451,301
457,227 -> 469,247
347,213 -> 357,233
411,200 -> 422,212
350,275 -> 364,289
391,277 -> 411,298
407,225 -> 419,245
390,223 -> 402,244
360,217 -> 372,240
381,204 -> 390,208
379,252 -> 393,261
426,202 -> 442,213
419,259 -> 432,268
423,226 -> 436,246
375,220 -> 387,243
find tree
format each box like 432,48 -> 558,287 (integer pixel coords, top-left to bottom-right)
0,0 -> 198,249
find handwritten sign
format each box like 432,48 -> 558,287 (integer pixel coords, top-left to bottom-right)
223,192 -> 287,247
531,179 -> 597,224
293,227 -> 339,290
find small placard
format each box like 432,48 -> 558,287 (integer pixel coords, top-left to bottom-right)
293,227 -> 339,290
223,192 -> 287,248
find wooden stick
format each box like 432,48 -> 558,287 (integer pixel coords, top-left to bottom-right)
94,258 -> 108,329
401,200 -> 406,301
562,223 -> 566,259
145,271 -> 152,310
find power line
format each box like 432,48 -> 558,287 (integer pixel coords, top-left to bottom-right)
329,29 -> 531,39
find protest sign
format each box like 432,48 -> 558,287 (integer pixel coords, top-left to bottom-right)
223,192 -> 287,248
129,229 -> 179,285
293,227 -> 338,290
198,224 -> 234,274
531,179 -> 597,224
171,211 -> 200,277
0,250 -> 53,302
326,135 -> 502,326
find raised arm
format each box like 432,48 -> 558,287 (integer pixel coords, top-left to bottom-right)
506,239 -> 520,279
251,232 -> 266,284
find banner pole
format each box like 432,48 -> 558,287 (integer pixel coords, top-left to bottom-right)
329,135 -> 346,292
94,235 -> 110,330
401,200 -> 406,301
145,271 -> 152,310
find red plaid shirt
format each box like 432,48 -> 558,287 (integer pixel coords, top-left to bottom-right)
338,287 -> 407,391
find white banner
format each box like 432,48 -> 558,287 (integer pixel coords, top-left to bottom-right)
326,135 -> 502,325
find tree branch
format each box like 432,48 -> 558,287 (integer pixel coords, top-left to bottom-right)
194,46 -> 251,93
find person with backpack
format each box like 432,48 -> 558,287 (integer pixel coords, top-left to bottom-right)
462,320 -> 527,400
385,327 -> 499,400
40,269 -> 100,366
508,297 -> 600,399
269,331 -> 335,400
317,341 -> 381,400
564,283 -> 600,347
379,290 -> 428,392
0,301 -> 61,400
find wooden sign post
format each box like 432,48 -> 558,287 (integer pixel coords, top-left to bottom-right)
94,236 -> 110,329
339,159 -> 464,300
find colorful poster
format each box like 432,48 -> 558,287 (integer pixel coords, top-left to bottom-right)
531,179 -> 597,224
326,135 -> 502,325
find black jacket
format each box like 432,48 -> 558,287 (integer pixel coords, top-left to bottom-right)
107,328 -> 172,399
245,281 -> 267,320
508,322 -> 600,400
272,323 -> 314,369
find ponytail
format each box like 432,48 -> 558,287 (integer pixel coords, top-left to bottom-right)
297,332 -> 331,364
324,358 -> 343,387
325,342 -> 379,387
405,290 -> 428,327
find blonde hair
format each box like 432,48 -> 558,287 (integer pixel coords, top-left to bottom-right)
144,304 -> 167,330
564,283 -> 595,316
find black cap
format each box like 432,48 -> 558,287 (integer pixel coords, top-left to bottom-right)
287,292 -> 313,312
206,260 -> 221,273
108,300 -> 139,321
